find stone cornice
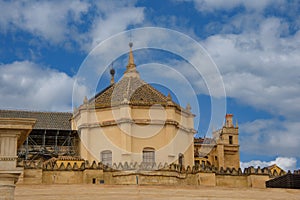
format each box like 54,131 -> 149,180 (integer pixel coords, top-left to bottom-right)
0,118 -> 36,130
77,118 -> 196,134
0,118 -> 36,148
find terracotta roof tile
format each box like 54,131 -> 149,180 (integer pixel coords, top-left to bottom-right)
92,76 -> 174,108
0,110 -> 72,130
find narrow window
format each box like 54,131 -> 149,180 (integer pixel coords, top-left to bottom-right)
143,147 -> 155,164
178,153 -> 184,166
101,150 -> 112,166
229,136 -> 233,144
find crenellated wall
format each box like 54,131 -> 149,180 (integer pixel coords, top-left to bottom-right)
18,160 -> 281,188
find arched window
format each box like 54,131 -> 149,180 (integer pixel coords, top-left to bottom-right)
101,150 -> 112,166
142,147 -> 155,164
178,153 -> 184,166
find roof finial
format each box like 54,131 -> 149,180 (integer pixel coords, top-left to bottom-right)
127,42 -> 136,70
186,103 -> 191,112
124,41 -> 140,78
83,96 -> 88,104
167,92 -> 173,105
110,63 -> 115,85
167,92 -> 172,101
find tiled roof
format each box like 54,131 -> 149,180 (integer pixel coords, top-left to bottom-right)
90,44 -> 183,110
92,76 -> 174,108
0,110 -> 72,130
194,137 -> 216,144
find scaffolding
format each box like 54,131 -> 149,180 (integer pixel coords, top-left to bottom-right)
17,129 -> 79,161
0,109 -> 78,162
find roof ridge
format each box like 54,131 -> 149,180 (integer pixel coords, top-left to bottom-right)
90,84 -> 115,102
144,83 -> 167,100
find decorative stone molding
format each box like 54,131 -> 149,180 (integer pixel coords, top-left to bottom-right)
0,117 -> 36,200
0,156 -> 18,161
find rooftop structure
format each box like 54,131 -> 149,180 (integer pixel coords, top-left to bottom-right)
0,110 -> 78,161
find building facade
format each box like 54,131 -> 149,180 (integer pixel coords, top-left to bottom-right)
0,46 -> 241,170
72,44 -> 196,167
194,114 -> 240,169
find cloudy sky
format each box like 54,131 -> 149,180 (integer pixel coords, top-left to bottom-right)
0,0 -> 299,170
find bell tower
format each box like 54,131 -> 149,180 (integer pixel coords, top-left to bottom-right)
220,114 -> 240,169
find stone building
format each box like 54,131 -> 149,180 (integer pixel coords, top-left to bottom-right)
0,44 -> 241,170
194,114 -> 240,169
72,43 -> 196,167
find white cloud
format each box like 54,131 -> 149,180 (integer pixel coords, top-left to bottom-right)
0,1 -> 145,51
0,0 -> 89,43
202,17 -> 300,119
188,2 -> 300,163
185,0 -> 283,12
86,3 -> 144,50
240,119 -> 300,157
0,61 -> 89,111
240,157 -> 297,171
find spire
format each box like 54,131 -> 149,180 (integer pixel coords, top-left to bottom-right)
127,42 -> 135,68
127,42 -> 136,71
124,42 -> 140,78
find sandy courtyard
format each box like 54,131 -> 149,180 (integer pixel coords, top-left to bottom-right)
15,184 -> 300,200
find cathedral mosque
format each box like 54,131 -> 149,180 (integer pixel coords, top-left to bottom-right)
1,43 -> 240,169
72,42 -> 240,169
0,43 -> 264,200
73,42 -> 196,167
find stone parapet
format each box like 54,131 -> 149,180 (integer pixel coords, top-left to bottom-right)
19,160 -> 277,188
22,160 -> 282,176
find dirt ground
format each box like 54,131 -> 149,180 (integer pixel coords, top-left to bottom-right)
15,184 -> 300,200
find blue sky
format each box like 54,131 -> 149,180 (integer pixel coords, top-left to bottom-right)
0,0 -> 299,170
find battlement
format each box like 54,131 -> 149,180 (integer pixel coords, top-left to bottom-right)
19,160 -> 286,188
20,160 -> 284,178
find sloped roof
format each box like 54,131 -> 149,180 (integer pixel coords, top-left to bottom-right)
92,76 -> 170,108
268,164 -> 286,172
0,110 -> 72,130
88,43 -> 182,109
194,137 -> 216,145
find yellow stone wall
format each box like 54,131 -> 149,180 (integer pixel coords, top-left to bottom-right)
73,104 -> 195,167
19,167 -> 270,189
20,169 -> 42,184
194,114 -> 240,170
42,171 -> 83,184
216,175 -> 248,187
